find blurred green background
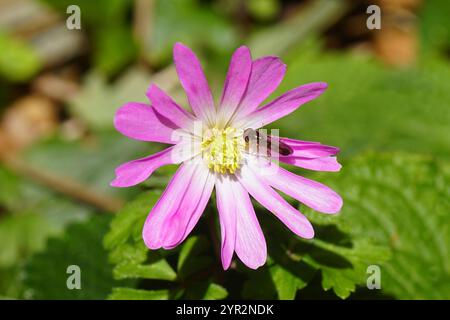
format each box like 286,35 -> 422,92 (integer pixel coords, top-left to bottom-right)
0,0 -> 449,300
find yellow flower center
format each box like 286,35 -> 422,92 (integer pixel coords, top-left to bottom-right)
201,127 -> 244,174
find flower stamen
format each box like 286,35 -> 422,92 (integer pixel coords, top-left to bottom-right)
201,127 -> 244,174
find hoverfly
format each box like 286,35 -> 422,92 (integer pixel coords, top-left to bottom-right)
243,128 -> 293,157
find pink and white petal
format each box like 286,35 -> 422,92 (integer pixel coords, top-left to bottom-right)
280,156 -> 342,172
161,164 -> 215,249
260,163 -> 343,214
218,46 -> 252,124
111,147 -> 175,188
114,102 -> 180,144
143,163 -> 196,250
233,57 -> 286,119
280,138 -> 340,158
110,142 -> 200,188
279,138 -> 322,146
237,165 -> 314,239
215,176 -> 238,270
147,84 -> 196,131
173,42 -> 215,125
233,180 -> 267,269
236,82 -> 328,129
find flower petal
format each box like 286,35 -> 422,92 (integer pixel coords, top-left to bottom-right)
143,161 -> 214,250
111,147 -> 174,188
110,142 -> 198,188
114,102 -> 179,144
215,176 -> 237,270
259,163 -> 343,214
237,164 -> 314,239
234,56 -> 286,119
280,156 -> 342,172
236,82 -> 328,129
233,179 -> 267,269
173,42 -> 215,125
162,164 -> 215,249
147,84 -> 196,131
280,138 -> 340,158
218,46 -> 252,125
142,163 -> 193,250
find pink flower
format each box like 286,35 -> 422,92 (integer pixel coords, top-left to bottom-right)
111,43 -> 343,270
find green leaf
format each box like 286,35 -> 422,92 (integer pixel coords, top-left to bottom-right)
0,128 -> 157,297
242,266 -> 277,299
184,281 -> 228,300
303,153 -> 450,299
104,191 -> 162,250
22,215 -> 121,299
25,131 -> 150,197
40,0 -> 135,76
420,0 -> 450,53
0,213 -> 58,268
103,192 -> 227,299
40,0 -> 131,25
0,133 -> 158,296
0,33 -> 41,82
0,267 -> 23,299
105,191 -> 177,282
109,242 -> 148,266
93,26 -> 138,77
110,241 -> 177,281
248,0 -> 349,57
146,0 -> 237,65
303,238 -> 390,299
177,235 -> 212,279
0,150 -> 118,275
202,283 -> 228,300
246,0 -> 280,21
68,69 -> 151,130
242,251 -> 315,300
270,264 -> 309,300
246,208 -> 389,299
0,166 -> 21,210
108,287 -> 170,300
113,253 -> 176,281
